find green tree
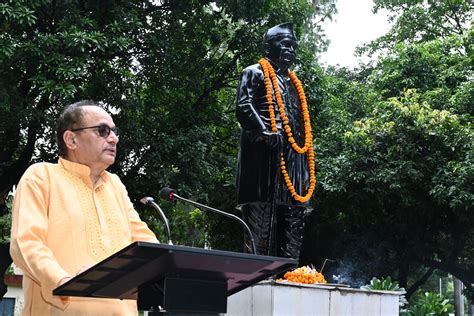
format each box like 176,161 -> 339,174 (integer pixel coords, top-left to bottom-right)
368,31 -> 473,114
300,0 -> 472,301
360,0 -> 472,56
305,87 -> 472,297
0,0 -> 151,213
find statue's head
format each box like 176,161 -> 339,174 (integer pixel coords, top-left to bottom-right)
263,23 -> 297,66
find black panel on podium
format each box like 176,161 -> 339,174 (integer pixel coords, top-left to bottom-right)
53,241 -> 297,314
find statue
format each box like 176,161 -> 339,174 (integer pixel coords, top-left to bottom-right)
235,23 -> 316,258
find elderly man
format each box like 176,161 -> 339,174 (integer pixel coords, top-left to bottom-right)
10,100 -> 157,315
236,23 -> 316,258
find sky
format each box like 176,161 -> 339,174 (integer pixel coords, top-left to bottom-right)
318,0 -> 393,68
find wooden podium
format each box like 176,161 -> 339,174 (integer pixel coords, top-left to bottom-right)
53,241 -> 297,315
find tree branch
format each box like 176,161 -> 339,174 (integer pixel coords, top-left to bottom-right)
406,267 -> 435,300
425,259 -> 474,285
0,122 -> 39,209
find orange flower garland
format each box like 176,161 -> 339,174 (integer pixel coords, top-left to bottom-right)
258,58 -> 316,203
282,266 -> 327,284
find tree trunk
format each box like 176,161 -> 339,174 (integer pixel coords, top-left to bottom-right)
454,276 -> 464,316
0,242 -> 12,300
469,303 -> 474,316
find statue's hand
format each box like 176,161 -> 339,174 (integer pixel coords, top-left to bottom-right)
256,130 -> 282,149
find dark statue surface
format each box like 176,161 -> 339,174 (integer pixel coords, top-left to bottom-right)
236,23 -> 312,259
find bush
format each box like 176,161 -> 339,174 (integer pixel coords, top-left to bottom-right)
404,292 -> 453,316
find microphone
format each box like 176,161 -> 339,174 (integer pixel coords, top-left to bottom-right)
159,187 -> 257,255
140,196 -> 173,245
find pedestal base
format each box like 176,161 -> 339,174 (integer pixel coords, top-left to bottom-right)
226,280 -> 400,316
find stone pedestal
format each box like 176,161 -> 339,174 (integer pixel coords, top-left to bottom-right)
226,280 -> 400,316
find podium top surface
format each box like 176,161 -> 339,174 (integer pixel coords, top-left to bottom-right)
53,241 -> 297,300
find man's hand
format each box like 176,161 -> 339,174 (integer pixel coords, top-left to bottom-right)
254,130 -> 283,148
57,276 -> 72,287
56,265 -> 91,300
75,265 -> 92,276
57,276 -> 72,301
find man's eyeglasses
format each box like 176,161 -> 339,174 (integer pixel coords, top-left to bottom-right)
70,124 -> 119,138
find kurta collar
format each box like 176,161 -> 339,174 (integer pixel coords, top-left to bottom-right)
58,157 -> 110,186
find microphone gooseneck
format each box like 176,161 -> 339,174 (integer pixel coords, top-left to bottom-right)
159,188 -> 257,255
140,196 -> 173,245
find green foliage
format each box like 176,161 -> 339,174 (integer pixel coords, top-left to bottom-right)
5,265 -> 13,276
302,0 -> 473,299
361,276 -> 408,307
362,276 -> 404,291
368,33 -> 473,112
0,1 -> 156,203
360,0 -> 473,57
0,193 -> 12,242
170,207 -> 208,248
304,85 -> 471,293
404,292 -> 453,316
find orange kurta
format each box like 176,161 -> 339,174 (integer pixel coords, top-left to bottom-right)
10,158 -> 157,315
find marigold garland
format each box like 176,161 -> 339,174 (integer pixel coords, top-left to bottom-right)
280,266 -> 327,285
258,58 -> 316,203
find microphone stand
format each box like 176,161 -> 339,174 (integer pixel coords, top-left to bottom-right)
172,193 -> 257,255
140,197 -> 173,245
